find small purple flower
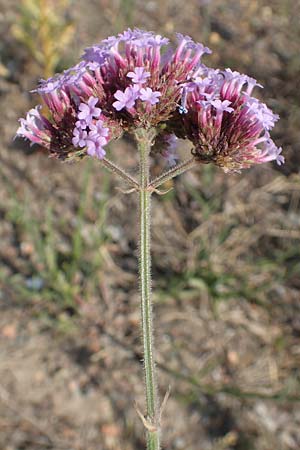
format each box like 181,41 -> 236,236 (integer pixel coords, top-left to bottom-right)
16,118 -> 29,138
174,33 -> 211,65
86,136 -> 107,159
274,148 -> 285,166
119,28 -> 151,43
139,88 -> 161,105
244,75 -> 263,95
62,61 -> 89,86
259,139 -> 285,166
113,86 -> 140,111
89,120 -> 109,139
147,34 -> 169,47
16,107 -> 42,134
34,76 -> 63,94
78,97 -> 101,124
127,67 -> 150,85
244,96 -> 279,130
210,99 -> 234,113
117,29 -> 169,48
175,33 -> 196,49
82,46 -> 111,65
16,106 -> 51,146
75,119 -> 89,130
72,127 -> 88,148
101,35 -> 121,48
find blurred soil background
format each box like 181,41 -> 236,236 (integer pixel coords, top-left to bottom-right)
1,0 -> 300,449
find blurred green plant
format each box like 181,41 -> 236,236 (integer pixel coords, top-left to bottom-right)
119,0 -> 135,28
11,0 -> 75,77
2,161 -> 111,319
106,0 -> 136,33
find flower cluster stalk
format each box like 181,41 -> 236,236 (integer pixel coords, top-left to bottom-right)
150,156 -> 197,190
101,157 -> 139,189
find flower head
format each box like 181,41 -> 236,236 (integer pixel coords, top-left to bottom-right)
80,28 -> 212,125
16,29 -> 282,169
176,68 -> 282,172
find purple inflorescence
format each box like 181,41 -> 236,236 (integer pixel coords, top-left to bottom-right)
179,67 -> 283,171
16,28 -> 283,170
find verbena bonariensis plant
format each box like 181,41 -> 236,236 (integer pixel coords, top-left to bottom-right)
17,28 -> 284,450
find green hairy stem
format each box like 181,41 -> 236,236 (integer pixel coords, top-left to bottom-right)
136,128 -> 160,450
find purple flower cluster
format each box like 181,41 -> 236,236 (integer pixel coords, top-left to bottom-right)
179,67 -> 283,171
80,29 -> 211,124
16,28 -> 283,171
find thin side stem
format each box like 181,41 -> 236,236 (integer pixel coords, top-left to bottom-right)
136,129 -> 160,450
101,157 -> 139,189
150,156 -> 197,189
